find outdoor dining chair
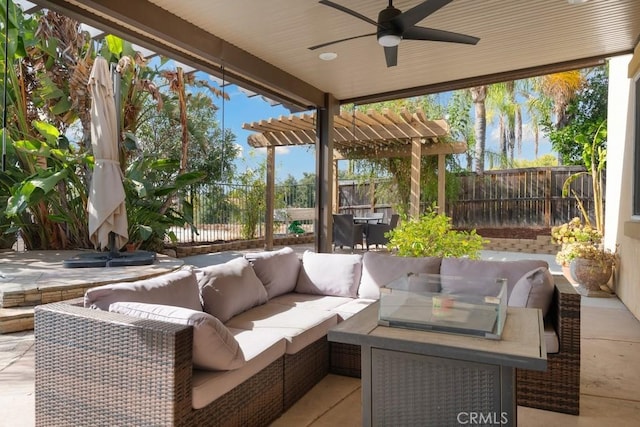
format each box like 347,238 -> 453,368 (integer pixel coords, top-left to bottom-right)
332,214 -> 365,250
366,214 -> 400,249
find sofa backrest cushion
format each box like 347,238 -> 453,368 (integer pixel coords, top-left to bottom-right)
244,247 -> 301,299
358,252 -> 442,299
508,267 -> 555,316
295,251 -> 362,297
109,302 -> 246,371
439,258 -> 549,298
84,268 -> 202,311
197,257 -> 268,322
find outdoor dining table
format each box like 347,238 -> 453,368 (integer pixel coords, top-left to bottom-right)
353,217 -> 383,224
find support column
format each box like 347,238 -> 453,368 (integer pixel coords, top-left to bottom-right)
332,158 -> 339,213
265,145 -> 275,250
410,137 -> 421,218
437,153 -> 446,214
316,93 -> 338,253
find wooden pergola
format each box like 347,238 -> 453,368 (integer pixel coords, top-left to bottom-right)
243,108 -> 467,250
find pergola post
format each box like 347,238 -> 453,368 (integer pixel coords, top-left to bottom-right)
410,137 -> 422,218
265,146 -> 275,250
316,94 -> 338,253
438,153 -> 446,215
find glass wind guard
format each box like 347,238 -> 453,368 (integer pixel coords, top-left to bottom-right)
378,273 -> 508,340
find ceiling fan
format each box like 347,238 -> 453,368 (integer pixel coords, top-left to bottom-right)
309,0 -> 480,67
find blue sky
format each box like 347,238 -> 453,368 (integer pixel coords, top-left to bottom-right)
218,86 -> 317,181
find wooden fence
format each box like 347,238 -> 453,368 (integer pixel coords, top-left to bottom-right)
338,166 -> 599,228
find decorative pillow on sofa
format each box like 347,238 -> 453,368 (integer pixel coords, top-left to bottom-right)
84,268 -> 202,311
109,302 -> 245,371
244,247 -> 301,299
439,258 -> 549,298
197,257 -> 268,323
508,267 -> 555,316
295,251 -> 362,297
358,251 -> 442,299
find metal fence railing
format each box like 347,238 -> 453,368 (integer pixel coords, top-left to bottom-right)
173,182 -> 316,243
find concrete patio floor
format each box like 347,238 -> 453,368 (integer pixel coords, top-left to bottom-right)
1,247 -> 639,426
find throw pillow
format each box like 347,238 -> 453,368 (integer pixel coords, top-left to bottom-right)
358,251 -> 442,299
295,251 -> 362,297
197,257 -> 268,322
508,267 -> 555,316
109,302 -> 245,371
244,247 -> 301,299
84,268 -> 202,311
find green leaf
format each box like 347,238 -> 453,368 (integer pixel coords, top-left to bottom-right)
105,35 -> 123,55
50,97 -> 72,115
175,171 -> 206,187
32,121 -> 60,145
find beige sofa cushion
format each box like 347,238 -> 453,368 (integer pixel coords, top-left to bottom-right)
109,302 -> 245,371
508,267 -> 555,316
358,251 -> 442,299
198,257 -> 268,322
269,293 -> 353,311
84,268 -> 202,311
295,251 -> 362,297
440,258 -> 549,298
331,298 -> 377,321
192,328 -> 286,409
225,302 -> 338,354
244,247 -> 301,299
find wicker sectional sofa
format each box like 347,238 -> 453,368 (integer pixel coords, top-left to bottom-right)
34,248 -> 580,426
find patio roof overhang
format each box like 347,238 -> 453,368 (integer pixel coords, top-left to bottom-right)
243,109 -> 467,159
32,0 -> 640,110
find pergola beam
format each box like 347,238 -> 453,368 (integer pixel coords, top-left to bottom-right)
333,141 -> 467,160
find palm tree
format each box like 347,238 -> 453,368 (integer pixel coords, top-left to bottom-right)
469,86 -> 487,173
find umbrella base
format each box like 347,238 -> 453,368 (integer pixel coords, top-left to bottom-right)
63,251 -> 156,268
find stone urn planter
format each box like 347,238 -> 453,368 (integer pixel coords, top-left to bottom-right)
570,257 -> 614,291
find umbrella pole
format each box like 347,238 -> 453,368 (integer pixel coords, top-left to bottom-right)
108,231 -> 121,259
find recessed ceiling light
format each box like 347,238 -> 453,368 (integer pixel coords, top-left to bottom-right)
567,0 -> 588,4
319,52 -> 338,61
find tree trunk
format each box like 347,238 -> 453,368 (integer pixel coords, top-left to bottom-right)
470,86 -> 487,174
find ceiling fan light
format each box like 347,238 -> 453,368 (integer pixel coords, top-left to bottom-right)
378,34 -> 401,47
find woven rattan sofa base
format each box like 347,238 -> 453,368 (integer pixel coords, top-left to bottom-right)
327,281 -> 581,416
35,303 -> 332,427
516,280 -> 581,415
330,341 -> 361,377
283,337 -> 329,409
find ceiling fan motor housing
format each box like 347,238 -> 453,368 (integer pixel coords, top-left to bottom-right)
377,5 -> 403,45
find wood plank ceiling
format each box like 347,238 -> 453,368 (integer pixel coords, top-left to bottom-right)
34,0 -> 640,110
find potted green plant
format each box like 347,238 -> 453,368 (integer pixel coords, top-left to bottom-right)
551,217 -> 602,267
567,243 -> 618,292
553,119 -> 618,292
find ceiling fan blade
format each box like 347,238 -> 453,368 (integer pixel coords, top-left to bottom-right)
394,0 -> 453,30
384,46 -> 398,67
308,32 -> 376,50
403,26 -> 480,45
319,0 -> 378,27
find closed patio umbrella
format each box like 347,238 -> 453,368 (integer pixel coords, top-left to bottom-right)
87,56 -> 128,251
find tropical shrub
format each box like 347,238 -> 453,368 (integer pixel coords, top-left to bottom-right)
124,157 -> 204,251
386,207 -> 487,258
